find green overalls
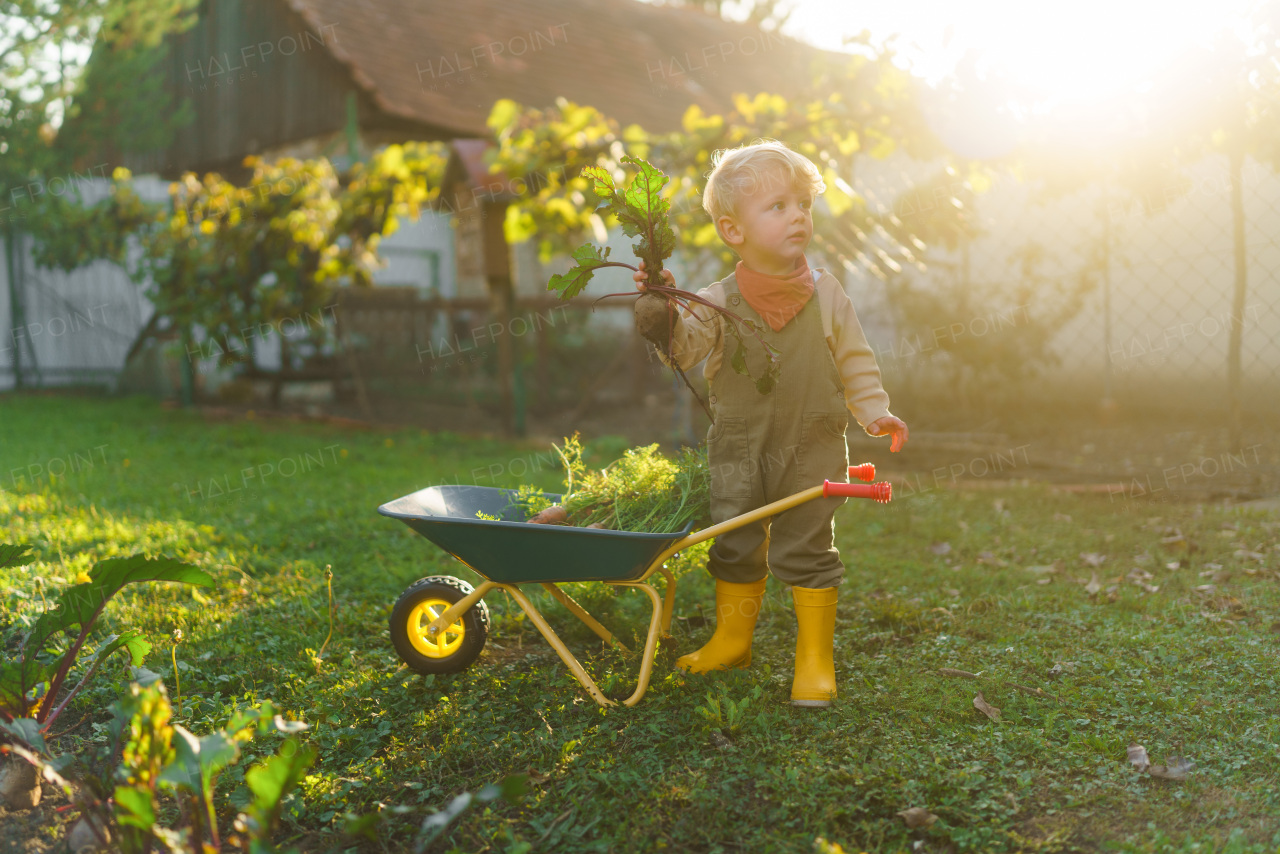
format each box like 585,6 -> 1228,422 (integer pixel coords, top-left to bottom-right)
705,269 -> 850,590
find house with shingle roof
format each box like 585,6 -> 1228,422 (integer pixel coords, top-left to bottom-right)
32,0 -> 832,416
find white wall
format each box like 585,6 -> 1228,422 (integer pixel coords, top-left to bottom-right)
0,175 -> 168,392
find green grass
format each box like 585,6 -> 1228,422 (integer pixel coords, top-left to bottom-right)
2,393 -> 1279,853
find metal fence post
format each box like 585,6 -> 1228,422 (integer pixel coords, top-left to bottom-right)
1100,195 -> 1114,409
2,226 -> 20,388
1227,142 -> 1248,451
3,227 -> 40,388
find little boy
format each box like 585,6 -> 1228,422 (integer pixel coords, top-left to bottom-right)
633,140 -> 908,707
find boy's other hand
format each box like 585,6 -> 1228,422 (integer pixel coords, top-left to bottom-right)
634,260 -> 675,292
868,416 -> 909,453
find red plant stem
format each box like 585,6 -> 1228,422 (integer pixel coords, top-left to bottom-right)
36,592 -> 117,726
41,653 -> 107,732
593,284 -> 775,355
592,289 -> 708,323
672,362 -> 715,424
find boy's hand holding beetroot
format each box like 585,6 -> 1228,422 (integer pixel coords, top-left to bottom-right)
633,260 -> 676,346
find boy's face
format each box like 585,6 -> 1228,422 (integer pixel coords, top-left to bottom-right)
717,166 -> 814,276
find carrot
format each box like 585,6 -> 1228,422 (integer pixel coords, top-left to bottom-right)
528,505 -> 568,525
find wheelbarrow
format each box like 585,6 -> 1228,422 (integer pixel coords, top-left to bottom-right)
378,464 -> 892,707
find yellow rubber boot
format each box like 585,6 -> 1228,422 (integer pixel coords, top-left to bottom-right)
791,586 -> 838,707
676,577 -> 767,674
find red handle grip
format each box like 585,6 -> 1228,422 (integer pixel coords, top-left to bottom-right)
848,463 -> 876,482
823,480 -> 892,503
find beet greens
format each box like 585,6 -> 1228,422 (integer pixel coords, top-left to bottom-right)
547,156 -> 781,407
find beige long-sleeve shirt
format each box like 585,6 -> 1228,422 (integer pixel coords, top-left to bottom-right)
656,267 -> 894,433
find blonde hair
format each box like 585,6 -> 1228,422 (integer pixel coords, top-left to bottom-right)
702,139 -> 825,237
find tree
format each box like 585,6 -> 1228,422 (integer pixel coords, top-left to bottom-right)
1155,18 -> 1280,449
1,0 -> 199,385
25,143 -> 448,399
0,0 -> 199,187
488,32 -> 958,290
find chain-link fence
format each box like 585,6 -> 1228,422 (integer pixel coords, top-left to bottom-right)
827,150 -> 1280,497
844,151 -> 1280,418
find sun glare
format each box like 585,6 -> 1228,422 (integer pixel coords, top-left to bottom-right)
790,0 -> 1263,105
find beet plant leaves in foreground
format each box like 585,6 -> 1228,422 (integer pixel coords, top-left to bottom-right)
0,549 -> 213,730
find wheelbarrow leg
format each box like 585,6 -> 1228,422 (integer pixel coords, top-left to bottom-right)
612,582 -> 665,707
502,585 -> 616,707
656,566 -> 677,639
540,583 -> 630,655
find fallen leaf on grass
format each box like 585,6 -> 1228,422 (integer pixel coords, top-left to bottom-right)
1127,568 -> 1154,582
930,542 -> 952,556
1166,561 -> 1181,570
1085,573 -> 1102,595
1205,594 -> 1246,615
1080,552 -> 1107,567
973,692 -> 1001,721
1024,564 -> 1059,575
1010,683 -> 1056,701
938,668 -> 979,679
1127,745 -> 1194,781
897,807 -> 938,828
977,551 -> 1008,567
1150,756 -> 1195,781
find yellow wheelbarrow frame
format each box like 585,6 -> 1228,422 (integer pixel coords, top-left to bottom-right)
394,468 -> 889,707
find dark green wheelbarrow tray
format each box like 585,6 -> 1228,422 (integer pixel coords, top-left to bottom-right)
379,467 -> 891,707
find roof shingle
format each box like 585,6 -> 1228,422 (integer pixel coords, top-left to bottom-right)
284,0 -> 821,136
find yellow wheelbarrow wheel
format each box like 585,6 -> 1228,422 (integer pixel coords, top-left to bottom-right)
390,576 -> 489,674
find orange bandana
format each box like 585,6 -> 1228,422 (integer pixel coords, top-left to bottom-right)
734,258 -> 815,332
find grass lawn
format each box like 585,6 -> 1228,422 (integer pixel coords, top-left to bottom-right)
2,393 -> 1279,853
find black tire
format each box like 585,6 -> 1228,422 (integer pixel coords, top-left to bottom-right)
390,576 -> 489,674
